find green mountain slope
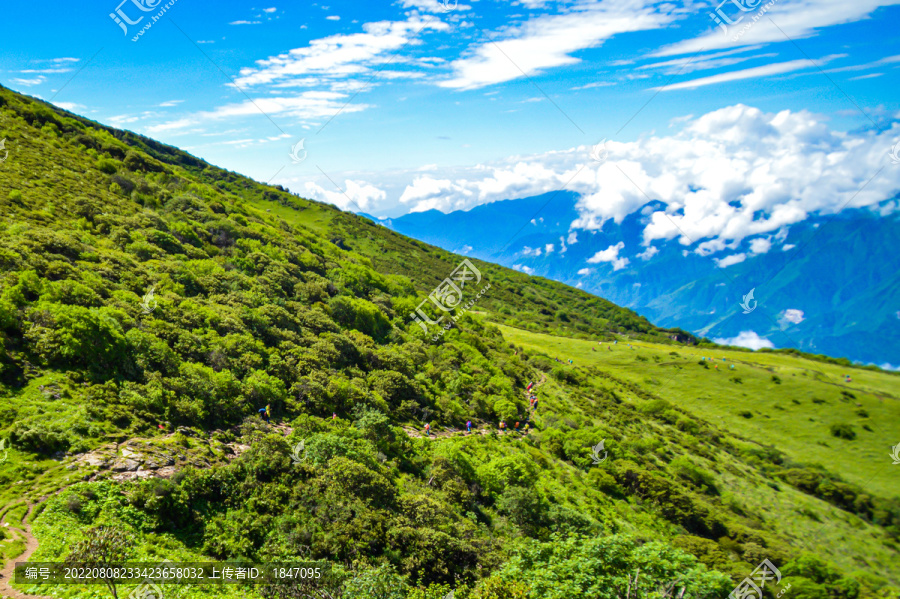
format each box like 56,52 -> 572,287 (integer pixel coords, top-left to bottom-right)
0,85 -> 898,599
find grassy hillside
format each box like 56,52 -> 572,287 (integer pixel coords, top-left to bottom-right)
0,84 -> 898,599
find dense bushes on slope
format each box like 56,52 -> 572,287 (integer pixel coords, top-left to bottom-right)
1,85 -> 897,598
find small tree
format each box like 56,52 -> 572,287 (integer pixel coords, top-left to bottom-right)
66,525 -> 133,599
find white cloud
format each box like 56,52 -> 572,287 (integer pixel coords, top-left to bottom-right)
513,264 -> 535,274
654,0 -> 900,58
439,0 -> 676,89
577,267 -> 593,276
326,15 -> 341,20
639,46 -> 766,73
263,7 -> 277,12
570,81 -> 617,90
715,253 -> 746,268
230,20 -> 261,25
587,241 -> 630,270
522,246 -> 542,256
636,246 -> 658,260
146,91 -> 366,134
109,114 -> 141,125
780,308 -> 805,325
51,101 -> 84,112
713,331 -> 775,350
313,105 -> 900,253
545,243 -> 555,254
232,17 -> 448,89
400,0 -> 471,12
749,237 -> 771,254
19,68 -> 74,74
567,231 -> 578,244
10,76 -> 45,86
824,54 -> 900,73
303,179 -> 386,211
657,56 -> 844,91
159,100 -> 184,107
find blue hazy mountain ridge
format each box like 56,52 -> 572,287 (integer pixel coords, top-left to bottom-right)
367,194 -> 900,367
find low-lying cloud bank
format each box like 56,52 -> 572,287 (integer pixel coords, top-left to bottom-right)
302,104 -> 900,252
712,330 -> 776,350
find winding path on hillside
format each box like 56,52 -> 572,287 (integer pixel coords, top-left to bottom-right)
404,372 -> 547,439
0,374 -> 549,597
0,498 -> 63,599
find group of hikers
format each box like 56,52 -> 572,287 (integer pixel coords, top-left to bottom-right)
701,356 -> 736,370
424,417 -> 534,436
258,378 -> 544,440
423,379 -> 541,438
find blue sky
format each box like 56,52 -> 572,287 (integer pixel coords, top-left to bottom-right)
2,0 -> 899,221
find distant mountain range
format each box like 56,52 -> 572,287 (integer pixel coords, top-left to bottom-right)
363,192 -> 900,367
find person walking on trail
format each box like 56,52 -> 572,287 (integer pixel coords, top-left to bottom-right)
466,420 -> 472,433
333,412 -> 337,420
266,404 -> 271,422
425,422 -> 431,437
515,421 -> 520,432
499,420 -> 506,432
258,407 -> 269,423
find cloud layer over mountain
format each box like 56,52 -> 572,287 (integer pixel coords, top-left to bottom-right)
306,104 -> 900,256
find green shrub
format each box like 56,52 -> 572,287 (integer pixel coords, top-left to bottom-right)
470,575 -> 528,599
830,424 -> 856,440
97,157 -> 119,173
